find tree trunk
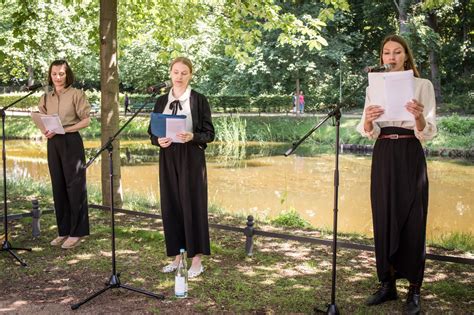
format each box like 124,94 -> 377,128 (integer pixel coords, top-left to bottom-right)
394,0 -> 409,34
100,0 -> 122,207
427,11 -> 442,105
461,0 -> 469,75
27,65 -> 34,86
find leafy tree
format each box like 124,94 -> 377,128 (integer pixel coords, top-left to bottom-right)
2,0 -> 352,204
0,0 -> 97,86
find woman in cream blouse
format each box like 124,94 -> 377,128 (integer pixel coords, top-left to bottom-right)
357,35 -> 437,315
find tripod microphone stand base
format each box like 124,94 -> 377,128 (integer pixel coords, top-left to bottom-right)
1,239 -> 31,267
313,303 -> 340,315
73,138 -> 164,311
71,272 -> 164,310
326,303 -> 339,315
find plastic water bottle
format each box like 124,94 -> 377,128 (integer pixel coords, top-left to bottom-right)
174,249 -> 188,298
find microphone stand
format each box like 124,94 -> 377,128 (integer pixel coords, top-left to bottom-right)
284,77 -> 368,315
1,88 -> 40,266
71,94 -> 164,310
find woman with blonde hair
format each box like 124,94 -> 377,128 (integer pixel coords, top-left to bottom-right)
148,57 -> 215,278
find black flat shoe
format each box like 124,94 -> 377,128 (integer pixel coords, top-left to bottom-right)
366,281 -> 398,306
404,288 -> 421,314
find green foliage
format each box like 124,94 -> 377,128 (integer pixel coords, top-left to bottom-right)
4,116 -> 41,138
1,0 -> 348,91
428,232 -> 474,252
214,115 -> 247,143
3,174 -> 52,208
252,95 -> 292,112
0,0 -> 471,116
0,93 -> 41,109
4,114 -> 473,153
208,94 -> 339,113
438,114 -> 474,136
212,115 -> 247,164
440,76 -> 474,114
208,95 -> 252,112
0,1 -> 98,84
271,209 -> 310,228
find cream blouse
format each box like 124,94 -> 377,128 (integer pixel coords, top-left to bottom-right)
356,77 -> 437,141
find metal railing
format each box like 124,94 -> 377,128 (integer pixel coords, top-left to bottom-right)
5,201 -> 473,265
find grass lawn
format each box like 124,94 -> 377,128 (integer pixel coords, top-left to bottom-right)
1,205 -> 473,314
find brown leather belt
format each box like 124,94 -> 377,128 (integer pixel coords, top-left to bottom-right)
378,134 -> 416,140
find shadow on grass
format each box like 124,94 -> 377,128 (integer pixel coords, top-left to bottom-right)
1,209 -> 473,314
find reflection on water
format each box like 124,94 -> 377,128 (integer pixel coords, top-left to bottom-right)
4,139 -> 473,240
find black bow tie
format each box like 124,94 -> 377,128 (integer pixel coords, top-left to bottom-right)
169,100 -> 182,115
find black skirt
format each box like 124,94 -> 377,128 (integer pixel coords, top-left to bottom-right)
159,142 -> 211,258
371,127 -> 428,284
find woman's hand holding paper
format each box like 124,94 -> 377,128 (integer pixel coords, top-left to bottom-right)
177,131 -> 194,143
44,129 -> 57,139
158,137 -> 172,148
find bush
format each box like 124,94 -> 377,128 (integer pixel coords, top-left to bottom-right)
207,95 -> 251,112
271,209 -> 310,229
0,93 -> 41,110
0,91 -> 153,113
440,93 -> 474,115
438,114 -> 474,136
208,94 -> 331,113
252,95 -> 292,112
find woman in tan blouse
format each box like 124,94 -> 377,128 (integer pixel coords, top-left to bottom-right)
357,35 -> 437,314
38,60 -> 91,249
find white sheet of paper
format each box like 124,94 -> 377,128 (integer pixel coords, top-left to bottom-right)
41,114 -> 65,134
166,118 -> 186,143
368,70 -> 415,122
31,113 -> 65,134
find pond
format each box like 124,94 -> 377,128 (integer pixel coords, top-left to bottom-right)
4,139 -> 473,241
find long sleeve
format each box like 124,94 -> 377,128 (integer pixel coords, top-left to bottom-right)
192,94 -> 215,144
413,79 -> 437,141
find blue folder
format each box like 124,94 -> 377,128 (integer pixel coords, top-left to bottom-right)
150,113 -> 186,137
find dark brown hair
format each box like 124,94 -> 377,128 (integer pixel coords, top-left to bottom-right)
170,57 -> 193,73
48,59 -> 75,87
379,34 -> 420,78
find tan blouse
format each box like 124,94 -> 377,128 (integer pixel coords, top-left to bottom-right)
38,86 -> 91,127
356,77 -> 437,141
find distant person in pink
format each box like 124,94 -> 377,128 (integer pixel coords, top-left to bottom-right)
299,91 -> 305,114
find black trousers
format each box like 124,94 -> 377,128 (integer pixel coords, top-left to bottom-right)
371,127 -> 428,285
47,132 -> 89,237
159,143 -> 210,258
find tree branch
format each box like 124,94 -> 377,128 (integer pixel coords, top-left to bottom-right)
393,0 -> 401,14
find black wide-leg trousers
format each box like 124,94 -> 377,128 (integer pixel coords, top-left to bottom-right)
159,143 -> 211,258
47,132 -> 89,237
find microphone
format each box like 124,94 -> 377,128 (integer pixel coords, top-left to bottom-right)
147,80 -> 172,93
22,83 -> 43,91
364,64 -> 392,73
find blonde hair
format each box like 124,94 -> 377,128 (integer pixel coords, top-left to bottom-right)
379,34 -> 420,78
170,57 -> 193,73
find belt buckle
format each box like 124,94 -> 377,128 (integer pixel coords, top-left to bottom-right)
389,134 -> 399,139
